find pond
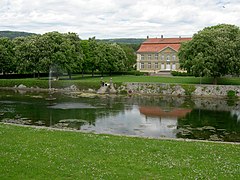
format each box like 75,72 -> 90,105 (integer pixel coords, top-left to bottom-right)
0,89 -> 240,142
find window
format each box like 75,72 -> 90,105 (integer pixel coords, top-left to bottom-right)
172,63 -> 176,70
140,63 -> 144,69
155,54 -> 158,60
141,54 -> 144,60
166,62 -> 170,70
161,63 -> 165,69
148,54 -> 151,60
148,63 -> 151,69
166,55 -> 170,60
172,55 -> 176,61
155,62 -> 158,69
161,55 -> 164,60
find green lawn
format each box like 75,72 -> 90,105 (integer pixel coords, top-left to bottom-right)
0,124 -> 239,179
0,75 -> 240,90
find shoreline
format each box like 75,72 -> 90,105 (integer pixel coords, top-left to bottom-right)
1,122 -> 239,145
0,84 -> 240,100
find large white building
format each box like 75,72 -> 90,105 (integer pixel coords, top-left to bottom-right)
136,37 -> 192,72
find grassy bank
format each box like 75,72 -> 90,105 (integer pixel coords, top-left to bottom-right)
0,124 -> 239,179
0,75 -> 240,90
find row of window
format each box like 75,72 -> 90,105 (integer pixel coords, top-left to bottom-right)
140,62 -> 176,70
140,54 -> 176,61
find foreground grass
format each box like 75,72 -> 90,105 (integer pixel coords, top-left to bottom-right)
0,124 -> 239,179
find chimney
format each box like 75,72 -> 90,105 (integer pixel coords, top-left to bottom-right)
147,36 -> 149,39
179,36 -> 181,39
161,35 -> 163,38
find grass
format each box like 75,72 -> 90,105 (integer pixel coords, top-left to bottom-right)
0,75 -> 240,90
0,124 -> 240,179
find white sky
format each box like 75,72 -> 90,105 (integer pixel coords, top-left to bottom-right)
0,0 -> 239,39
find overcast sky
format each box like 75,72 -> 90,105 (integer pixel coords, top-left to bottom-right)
0,0 -> 239,39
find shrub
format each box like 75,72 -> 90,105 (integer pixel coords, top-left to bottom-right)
181,84 -> 196,96
171,71 -> 193,76
227,90 -> 236,99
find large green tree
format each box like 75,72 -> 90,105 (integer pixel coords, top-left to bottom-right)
87,37 -> 100,77
80,39 -> 127,77
63,32 -> 83,79
0,37 -> 15,75
179,24 -> 240,84
105,43 -> 126,75
37,32 -> 83,79
79,40 -> 90,77
14,35 -> 41,77
119,44 -> 137,71
96,42 -> 108,76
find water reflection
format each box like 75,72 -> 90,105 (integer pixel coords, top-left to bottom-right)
48,102 -> 97,109
139,106 -> 192,118
80,106 -> 179,138
0,89 -> 240,142
231,110 -> 240,122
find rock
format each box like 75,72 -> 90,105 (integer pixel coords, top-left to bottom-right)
178,128 -> 192,136
23,120 -> 32,125
59,119 -> 87,123
64,85 -> 79,91
78,93 -> 97,98
203,126 -> 215,130
31,95 -> 43,99
35,121 -> 45,126
18,84 -> 27,89
88,88 -> 95,93
167,125 -> 177,128
209,134 -> 222,141
53,123 -> 69,128
109,87 -> 117,94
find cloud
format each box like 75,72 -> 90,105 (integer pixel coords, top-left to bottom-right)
0,0 -> 239,39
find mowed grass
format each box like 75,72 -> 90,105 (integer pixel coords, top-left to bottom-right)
0,124 -> 239,179
0,75 -> 240,90
70,75 -> 240,85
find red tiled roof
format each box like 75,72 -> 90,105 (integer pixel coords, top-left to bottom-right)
137,37 -> 192,53
137,44 -> 181,52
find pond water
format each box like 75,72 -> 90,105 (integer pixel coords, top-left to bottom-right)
0,89 -> 240,142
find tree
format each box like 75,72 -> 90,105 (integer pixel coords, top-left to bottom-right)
106,43 -> 126,75
179,24 -> 240,84
88,37 -> 100,77
0,37 -> 15,75
38,31 -> 82,79
119,44 -> 137,71
14,35 -> 41,77
63,32 -> 83,79
80,40 -> 90,77
96,42 -> 108,76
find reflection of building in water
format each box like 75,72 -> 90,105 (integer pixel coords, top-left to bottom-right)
80,106 -> 192,139
139,107 -> 192,118
231,110 -> 240,123
138,106 -> 192,138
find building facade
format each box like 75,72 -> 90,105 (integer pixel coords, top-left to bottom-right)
136,37 -> 191,72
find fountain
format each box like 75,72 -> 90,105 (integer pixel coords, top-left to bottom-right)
46,66 -> 56,101
49,66 -> 52,91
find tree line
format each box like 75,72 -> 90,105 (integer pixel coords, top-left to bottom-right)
0,31 -> 36,39
0,31 -> 137,79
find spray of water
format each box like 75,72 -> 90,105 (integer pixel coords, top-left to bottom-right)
49,67 -> 52,91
